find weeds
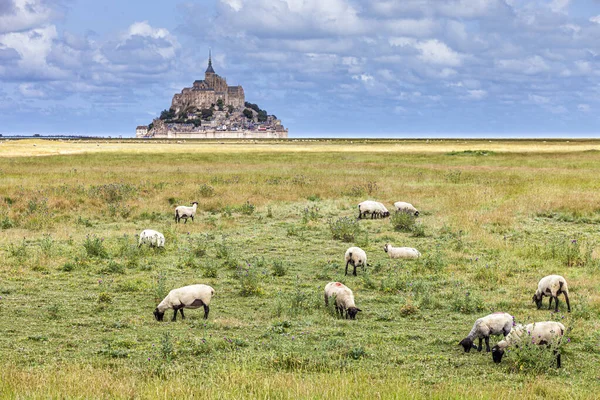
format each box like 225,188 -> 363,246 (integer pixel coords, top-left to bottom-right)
83,235 -> 108,258
329,217 -> 362,242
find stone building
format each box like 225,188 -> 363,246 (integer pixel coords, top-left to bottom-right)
171,51 -> 245,113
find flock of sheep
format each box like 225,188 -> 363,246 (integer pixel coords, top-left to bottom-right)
141,199 -> 571,368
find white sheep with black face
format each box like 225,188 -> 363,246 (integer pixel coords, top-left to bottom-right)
394,201 -> 419,217
138,229 -> 165,248
344,246 -> 367,276
533,275 -> 571,313
459,312 -> 514,353
357,201 -> 390,219
491,321 -> 565,367
383,243 -> 421,259
324,282 -> 362,320
175,201 -> 198,224
154,284 -> 215,321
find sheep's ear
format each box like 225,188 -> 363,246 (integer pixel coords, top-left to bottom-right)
356,308 -> 362,312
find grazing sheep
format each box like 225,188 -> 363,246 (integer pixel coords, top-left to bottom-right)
394,201 -> 419,217
533,275 -> 571,313
345,246 -> 367,276
138,229 -> 165,248
491,321 -> 565,367
175,201 -> 199,224
383,243 -> 421,259
459,312 -> 514,353
357,201 -> 390,219
324,282 -> 362,320
154,284 -> 215,321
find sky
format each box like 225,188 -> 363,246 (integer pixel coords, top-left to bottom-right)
1,0 -> 600,138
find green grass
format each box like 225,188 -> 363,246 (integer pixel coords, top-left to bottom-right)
1,139 -> 600,398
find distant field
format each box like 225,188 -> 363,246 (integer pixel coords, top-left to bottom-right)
1,139 -> 600,399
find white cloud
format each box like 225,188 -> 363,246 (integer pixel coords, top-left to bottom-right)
496,55 -> 550,75
590,15 -> 600,24
0,0 -> 55,34
549,0 -> 570,13
467,89 -> 487,100
415,39 -> 462,66
18,83 -> 44,97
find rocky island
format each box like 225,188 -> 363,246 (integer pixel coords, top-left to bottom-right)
136,51 -> 288,139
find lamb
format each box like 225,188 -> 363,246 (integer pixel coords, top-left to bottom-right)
345,246 -> 367,276
459,312 -> 514,353
324,282 -> 362,319
394,201 -> 419,217
154,284 -> 215,321
491,321 -> 565,367
138,229 -> 165,248
383,243 -> 421,259
532,275 -> 571,313
357,200 -> 390,219
175,201 -> 199,224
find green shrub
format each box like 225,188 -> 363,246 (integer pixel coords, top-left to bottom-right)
391,212 -> 416,232
198,184 -> 216,198
329,217 -> 361,242
98,292 -> 113,303
502,336 -> 564,374
237,201 -> 255,215
236,263 -> 265,296
450,289 -> 484,314
301,205 -> 320,223
83,235 -> 108,258
202,262 -> 219,278
272,260 -> 287,277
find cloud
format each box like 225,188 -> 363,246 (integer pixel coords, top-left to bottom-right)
0,0 -> 56,34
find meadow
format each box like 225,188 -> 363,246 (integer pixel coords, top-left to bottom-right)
1,138 -> 600,399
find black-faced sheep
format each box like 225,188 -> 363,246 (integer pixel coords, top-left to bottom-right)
344,246 -> 367,276
324,282 -> 362,319
532,275 -> 571,313
383,243 -> 421,259
154,284 -> 215,321
357,201 -> 390,219
459,312 -> 514,352
175,202 -> 198,224
394,201 -> 419,217
491,321 -> 565,367
138,229 -> 165,248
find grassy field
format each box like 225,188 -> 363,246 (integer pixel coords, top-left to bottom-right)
1,138 -> 600,399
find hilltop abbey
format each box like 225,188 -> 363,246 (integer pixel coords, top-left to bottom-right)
137,51 -> 287,139
171,51 -> 245,113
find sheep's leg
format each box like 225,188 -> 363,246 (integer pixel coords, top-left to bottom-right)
191,215 -> 194,222
203,305 -> 209,319
184,218 -> 188,224
563,292 -> 571,312
345,261 -> 349,276
555,351 -> 561,368
324,294 -> 329,306
477,338 -> 483,352
172,309 -> 178,321
353,264 -> 357,276
180,309 -> 185,319
548,296 -> 553,310
484,336 -> 490,352
554,296 -> 559,313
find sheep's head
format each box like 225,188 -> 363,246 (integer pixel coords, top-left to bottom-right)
532,293 -> 543,309
414,210 -> 420,217
154,308 -> 165,321
191,201 -> 198,206
491,346 -> 504,363
382,211 -> 390,218
458,338 -> 477,353
347,307 -> 362,320
383,244 -> 390,253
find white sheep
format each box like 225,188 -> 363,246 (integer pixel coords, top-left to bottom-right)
175,201 -> 198,224
344,246 -> 367,276
154,284 -> 215,321
491,321 -> 565,367
138,229 -> 165,248
394,201 -> 419,217
383,243 -> 421,259
324,282 -> 362,319
532,275 -> 571,313
459,312 -> 514,353
357,200 -> 390,219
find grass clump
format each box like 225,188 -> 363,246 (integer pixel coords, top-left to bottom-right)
329,217 -> 361,242
83,235 -> 108,258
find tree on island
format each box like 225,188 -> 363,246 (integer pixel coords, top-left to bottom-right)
243,109 -> 253,120
216,99 -> 224,111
